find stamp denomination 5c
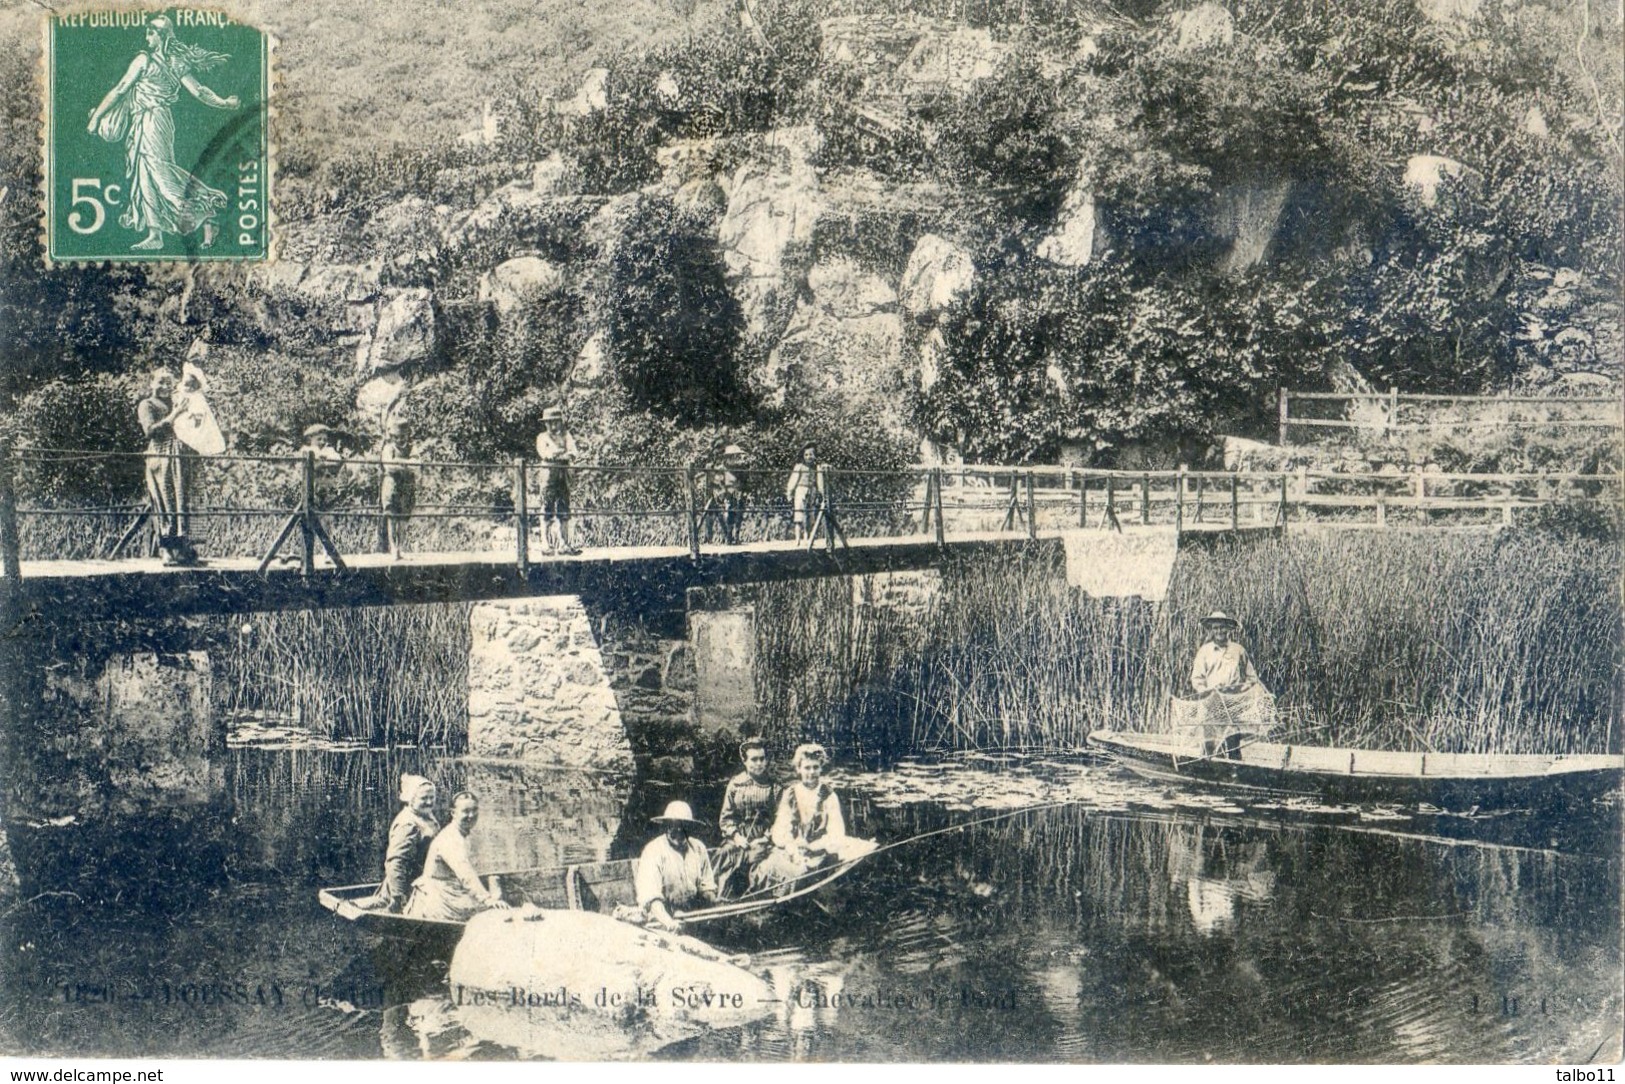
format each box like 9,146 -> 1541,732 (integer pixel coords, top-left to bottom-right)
45,9 -> 269,262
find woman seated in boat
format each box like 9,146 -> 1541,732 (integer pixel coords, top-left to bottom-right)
404,792 -> 510,922
356,774 -> 439,912
710,738 -> 779,899
752,744 -> 876,894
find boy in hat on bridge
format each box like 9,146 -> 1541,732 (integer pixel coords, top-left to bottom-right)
535,406 -> 581,556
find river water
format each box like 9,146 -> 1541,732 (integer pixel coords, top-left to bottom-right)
1,740 -> 1618,1063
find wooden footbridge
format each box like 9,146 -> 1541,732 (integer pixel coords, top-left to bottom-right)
1,448 -> 1615,621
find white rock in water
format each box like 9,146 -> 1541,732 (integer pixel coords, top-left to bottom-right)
450,909 -> 772,1060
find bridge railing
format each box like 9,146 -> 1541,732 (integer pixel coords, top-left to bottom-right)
0,448 -> 1618,573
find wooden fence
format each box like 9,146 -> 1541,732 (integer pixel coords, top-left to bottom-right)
1277,388 -> 1622,444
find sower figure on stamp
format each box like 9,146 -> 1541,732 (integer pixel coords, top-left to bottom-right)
710,738 -> 778,899
86,15 -> 241,251
534,406 -> 581,556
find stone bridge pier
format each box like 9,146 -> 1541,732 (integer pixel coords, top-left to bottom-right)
466,571 -> 942,778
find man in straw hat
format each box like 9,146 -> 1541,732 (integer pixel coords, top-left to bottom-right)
534,406 -> 581,556
635,800 -> 717,931
1171,611 -> 1277,747
1188,611 -> 1261,697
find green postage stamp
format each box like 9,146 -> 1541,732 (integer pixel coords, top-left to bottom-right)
44,8 -> 270,262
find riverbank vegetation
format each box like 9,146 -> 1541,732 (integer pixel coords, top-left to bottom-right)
211,605 -> 471,748
778,527 -> 1620,757
206,524 -> 1618,757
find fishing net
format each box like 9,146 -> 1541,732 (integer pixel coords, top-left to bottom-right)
1168,684 -> 1277,734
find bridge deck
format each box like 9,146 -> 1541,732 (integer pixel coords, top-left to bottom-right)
6,531 -> 1071,620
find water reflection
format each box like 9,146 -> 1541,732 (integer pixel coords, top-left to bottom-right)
0,746 -> 1616,1063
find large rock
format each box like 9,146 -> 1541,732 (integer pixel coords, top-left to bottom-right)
556,68 -> 609,116
899,234 -> 974,319
450,909 -> 772,1060
478,257 -> 566,317
1168,2 -> 1234,50
360,196 -> 447,270
759,297 -> 909,433
531,152 -> 582,196
1213,179 -> 1292,274
807,257 -> 896,319
252,261 -> 382,337
357,288 -> 435,373
717,148 -> 825,337
1402,155 -> 1481,208
570,330 -> 611,388
897,25 -> 1009,93
1037,185 -> 1102,267
448,166 -> 578,259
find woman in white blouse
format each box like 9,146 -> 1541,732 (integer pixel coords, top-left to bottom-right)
404,792 -> 510,921
752,744 -> 875,892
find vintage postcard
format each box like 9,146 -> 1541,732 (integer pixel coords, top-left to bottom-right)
0,0 -> 1619,1074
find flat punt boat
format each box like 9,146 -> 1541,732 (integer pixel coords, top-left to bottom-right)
317,853 -> 870,949
1088,729 -> 1624,810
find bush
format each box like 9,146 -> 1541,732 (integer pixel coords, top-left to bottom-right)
601,195 -> 749,426
3,375 -> 145,504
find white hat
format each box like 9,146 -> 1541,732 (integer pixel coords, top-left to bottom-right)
398,774 -> 434,802
650,800 -> 703,828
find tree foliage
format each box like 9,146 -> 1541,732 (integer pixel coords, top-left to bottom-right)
602,196 -> 749,426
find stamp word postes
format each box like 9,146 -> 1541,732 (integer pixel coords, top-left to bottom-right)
45,8 -> 269,263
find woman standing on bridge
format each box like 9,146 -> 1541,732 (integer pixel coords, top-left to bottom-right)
786,443 -> 821,543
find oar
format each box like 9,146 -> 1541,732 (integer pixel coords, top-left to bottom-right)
681,799 -> 1087,922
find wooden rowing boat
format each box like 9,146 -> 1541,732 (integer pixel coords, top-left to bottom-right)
1087,728 -> 1624,811
317,853 -> 871,950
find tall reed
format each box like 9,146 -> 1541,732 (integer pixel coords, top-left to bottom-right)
762,530 -> 1620,757
210,603 -> 471,746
